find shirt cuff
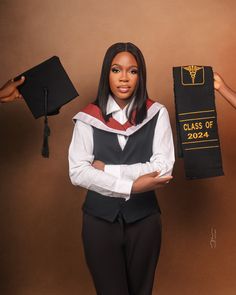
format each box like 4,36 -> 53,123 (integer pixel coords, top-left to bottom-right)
113,178 -> 133,198
105,164 -> 121,177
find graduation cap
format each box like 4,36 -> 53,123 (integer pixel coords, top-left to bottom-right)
15,56 -> 79,158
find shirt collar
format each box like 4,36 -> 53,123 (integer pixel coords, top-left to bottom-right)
106,94 -> 135,117
106,94 -> 121,115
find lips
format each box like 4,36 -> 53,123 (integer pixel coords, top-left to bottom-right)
117,86 -> 130,93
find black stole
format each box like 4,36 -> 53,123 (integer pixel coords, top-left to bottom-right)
173,65 -> 224,179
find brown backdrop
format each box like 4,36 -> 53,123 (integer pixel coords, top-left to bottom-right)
0,0 -> 236,294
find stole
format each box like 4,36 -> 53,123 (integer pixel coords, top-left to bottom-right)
173,65 -> 224,179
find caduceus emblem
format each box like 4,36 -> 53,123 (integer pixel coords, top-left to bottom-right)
183,65 -> 203,84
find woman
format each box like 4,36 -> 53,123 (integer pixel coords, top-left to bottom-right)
69,42 -> 175,295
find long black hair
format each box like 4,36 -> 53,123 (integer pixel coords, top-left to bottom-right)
94,42 -> 149,125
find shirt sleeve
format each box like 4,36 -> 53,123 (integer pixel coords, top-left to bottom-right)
68,120 -> 133,199
104,107 -> 175,181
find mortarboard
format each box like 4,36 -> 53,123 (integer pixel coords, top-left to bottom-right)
15,56 -> 79,158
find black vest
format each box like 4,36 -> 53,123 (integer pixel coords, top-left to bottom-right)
82,112 -> 161,223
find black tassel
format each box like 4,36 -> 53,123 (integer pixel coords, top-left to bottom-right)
41,121 -> 50,157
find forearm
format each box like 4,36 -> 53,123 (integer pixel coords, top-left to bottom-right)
218,83 -> 236,109
105,159 -> 174,181
69,153 -> 133,199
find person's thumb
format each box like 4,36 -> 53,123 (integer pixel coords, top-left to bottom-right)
14,76 -> 25,87
147,171 -> 160,177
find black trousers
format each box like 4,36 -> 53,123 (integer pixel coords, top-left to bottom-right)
82,212 -> 162,295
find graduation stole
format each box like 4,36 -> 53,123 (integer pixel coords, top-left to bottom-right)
74,98 -> 162,136
173,65 -> 224,179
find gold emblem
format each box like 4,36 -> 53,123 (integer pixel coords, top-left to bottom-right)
181,65 -> 205,86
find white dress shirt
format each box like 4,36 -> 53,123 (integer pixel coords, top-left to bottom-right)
69,96 -> 175,200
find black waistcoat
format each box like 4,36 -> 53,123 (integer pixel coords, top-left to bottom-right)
82,112 -> 161,223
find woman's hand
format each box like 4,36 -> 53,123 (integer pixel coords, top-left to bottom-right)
92,160 -> 105,171
0,76 -> 25,103
132,171 -> 173,193
213,72 -> 236,109
214,72 -> 225,91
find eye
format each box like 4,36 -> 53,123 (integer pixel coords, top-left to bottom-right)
130,68 -> 138,75
111,67 -> 120,73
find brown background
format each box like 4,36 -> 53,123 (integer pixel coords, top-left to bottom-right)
0,0 -> 236,294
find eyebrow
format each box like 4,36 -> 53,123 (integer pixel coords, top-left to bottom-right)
111,63 -> 138,68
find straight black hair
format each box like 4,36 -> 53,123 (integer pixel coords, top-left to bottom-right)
94,42 -> 148,125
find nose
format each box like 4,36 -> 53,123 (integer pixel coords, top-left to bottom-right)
119,70 -> 129,82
